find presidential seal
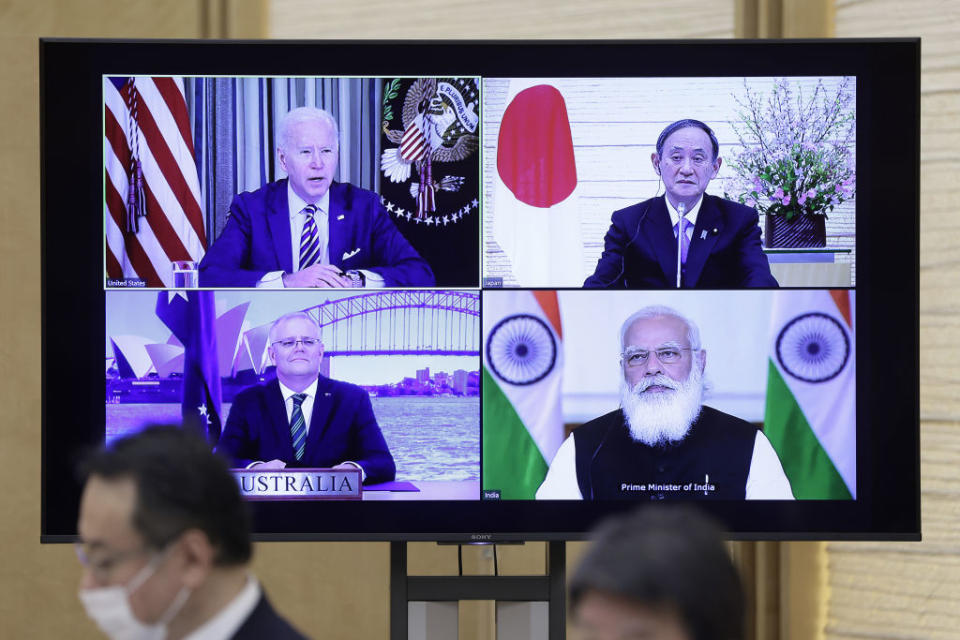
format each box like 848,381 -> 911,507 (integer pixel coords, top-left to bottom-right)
380,77 -> 479,227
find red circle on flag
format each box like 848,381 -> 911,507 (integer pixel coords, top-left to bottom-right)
497,85 -> 577,208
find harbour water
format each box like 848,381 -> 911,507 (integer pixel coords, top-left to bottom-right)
106,396 -> 479,483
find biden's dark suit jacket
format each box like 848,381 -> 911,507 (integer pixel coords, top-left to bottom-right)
199,179 -> 434,287
583,194 -> 778,288
216,376 -> 396,484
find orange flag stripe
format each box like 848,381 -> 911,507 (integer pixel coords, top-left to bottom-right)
532,291 -> 562,340
830,289 -> 852,327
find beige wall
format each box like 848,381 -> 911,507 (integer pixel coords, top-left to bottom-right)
2,4 -> 200,639
3,0 -> 950,638
267,0 -> 734,39
827,2 -> 960,639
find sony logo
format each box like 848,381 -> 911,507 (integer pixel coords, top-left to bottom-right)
470,534 -> 493,541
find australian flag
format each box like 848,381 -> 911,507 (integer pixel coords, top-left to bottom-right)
156,291 -> 222,444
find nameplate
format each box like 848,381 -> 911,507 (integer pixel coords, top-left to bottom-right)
233,468 -> 362,501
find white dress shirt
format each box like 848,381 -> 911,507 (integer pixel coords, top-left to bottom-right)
665,194 -> 703,241
278,378 -> 319,435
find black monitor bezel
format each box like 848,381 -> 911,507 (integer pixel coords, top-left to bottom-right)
41,38 -> 920,542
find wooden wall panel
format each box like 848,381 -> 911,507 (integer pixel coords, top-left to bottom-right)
15,1 -> 925,639
0,3 -> 204,638
827,1 -> 960,639
268,0 -> 734,39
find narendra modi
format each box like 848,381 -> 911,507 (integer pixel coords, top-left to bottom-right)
536,306 -> 794,500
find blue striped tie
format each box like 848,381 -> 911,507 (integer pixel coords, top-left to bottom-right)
299,205 -> 321,270
290,393 -> 307,461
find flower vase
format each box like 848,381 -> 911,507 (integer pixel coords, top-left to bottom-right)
764,213 -> 827,248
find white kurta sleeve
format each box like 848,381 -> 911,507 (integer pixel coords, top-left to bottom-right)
535,435 -> 583,500
746,431 -> 795,500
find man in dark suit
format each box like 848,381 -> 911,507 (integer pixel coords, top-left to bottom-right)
217,311 -> 396,484
199,106 -> 434,288
77,426 -> 309,639
584,119 -> 777,289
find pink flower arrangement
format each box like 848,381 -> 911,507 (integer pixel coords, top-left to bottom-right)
723,77 -> 856,221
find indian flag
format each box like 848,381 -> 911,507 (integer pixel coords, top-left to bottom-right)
482,291 -> 565,499
764,290 -> 856,499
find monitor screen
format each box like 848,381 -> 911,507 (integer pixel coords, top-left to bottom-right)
41,39 -> 919,541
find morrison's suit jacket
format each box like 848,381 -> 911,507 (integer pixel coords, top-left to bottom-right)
233,593 -> 310,640
198,179 -> 435,287
583,194 -> 778,288
216,377 -> 396,484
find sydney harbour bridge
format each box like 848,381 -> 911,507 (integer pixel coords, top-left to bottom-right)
227,290 -> 480,377
304,290 -> 480,357
109,291 -> 480,383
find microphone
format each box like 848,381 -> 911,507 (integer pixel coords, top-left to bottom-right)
591,200 -> 653,289
587,178 -> 664,289
675,201 -> 686,288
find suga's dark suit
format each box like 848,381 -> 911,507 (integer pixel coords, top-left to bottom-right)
198,179 -> 434,287
583,194 -> 778,289
216,377 -> 396,484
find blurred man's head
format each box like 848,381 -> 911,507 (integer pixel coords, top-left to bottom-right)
277,106 -> 340,203
77,426 -> 251,639
268,311 -> 325,390
570,506 -> 745,640
619,307 -> 706,446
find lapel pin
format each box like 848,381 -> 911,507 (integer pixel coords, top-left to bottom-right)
324,392 -> 332,397
701,230 -> 708,240
337,214 -> 345,220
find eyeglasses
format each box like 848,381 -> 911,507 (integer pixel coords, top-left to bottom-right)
621,346 -> 695,367
75,543 -> 148,583
271,337 -> 321,349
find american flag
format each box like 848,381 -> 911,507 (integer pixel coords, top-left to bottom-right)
399,120 -> 427,162
104,76 -> 206,287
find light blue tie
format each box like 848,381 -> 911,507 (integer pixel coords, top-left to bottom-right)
290,393 -> 307,461
676,216 -> 691,265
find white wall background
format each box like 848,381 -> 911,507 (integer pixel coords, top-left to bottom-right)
483,76 -> 857,286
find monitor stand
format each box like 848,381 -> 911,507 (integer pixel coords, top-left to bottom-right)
390,541 -> 566,639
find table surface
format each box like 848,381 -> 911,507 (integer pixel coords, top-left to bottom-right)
363,480 -> 480,501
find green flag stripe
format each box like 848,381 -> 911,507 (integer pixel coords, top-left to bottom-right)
482,367 -> 549,500
765,360 -> 851,499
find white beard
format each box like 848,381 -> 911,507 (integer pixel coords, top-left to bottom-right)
620,365 -> 705,447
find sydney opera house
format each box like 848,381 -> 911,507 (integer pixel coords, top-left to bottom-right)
106,300 -> 273,403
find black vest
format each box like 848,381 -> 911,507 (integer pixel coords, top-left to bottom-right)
573,406 -> 758,500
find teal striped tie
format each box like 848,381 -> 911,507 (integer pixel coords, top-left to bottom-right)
290,393 -> 307,461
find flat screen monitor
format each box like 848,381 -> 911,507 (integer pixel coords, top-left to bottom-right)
41,39 -> 919,541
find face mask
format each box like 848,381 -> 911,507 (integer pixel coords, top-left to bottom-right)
78,552 -> 191,640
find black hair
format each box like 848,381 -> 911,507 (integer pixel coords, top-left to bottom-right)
655,119 -> 720,161
80,425 -> 252,566
569,506 -> 745,640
